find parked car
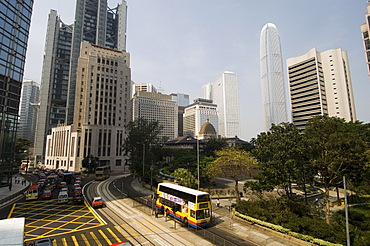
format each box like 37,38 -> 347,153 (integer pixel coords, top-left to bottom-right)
91,197 -> 104,208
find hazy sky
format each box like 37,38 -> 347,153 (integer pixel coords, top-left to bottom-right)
24,0 -> 370,141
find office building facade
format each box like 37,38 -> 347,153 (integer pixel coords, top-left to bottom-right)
44,43 -> 131,171
34,10 -> 73,164
183,98 -> 218,138
35,0 -> 127,164
260,23 -> 289,131
211,71 -> 240,138
0,0 -> 34,186
67,0 -> 127,125
287,48 -> 356,130
132,91 -> 178,140
18,80 -> 39,144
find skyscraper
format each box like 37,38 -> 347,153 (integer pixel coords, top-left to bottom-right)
67,0 -> 127,125
18,80 -> 39,145
0,0 -> 34,185
44,42 -> 131,171
35,0 -> 127,164
287,48 -> 356,130
34,9 -> 73,163
360,1 -> 370,79
260,23 -> 289,131
211,71 -> 240,138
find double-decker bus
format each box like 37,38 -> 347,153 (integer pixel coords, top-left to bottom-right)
25,184 -> 40,200
155,182 -> 211,228
95,165 -> 110,181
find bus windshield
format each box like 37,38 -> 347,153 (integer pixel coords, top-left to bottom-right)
196,209 -> 210,220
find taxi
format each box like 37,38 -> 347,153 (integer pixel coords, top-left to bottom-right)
41,189 -> 52,200
59,181 -> 67,189
91,197 -> 104,208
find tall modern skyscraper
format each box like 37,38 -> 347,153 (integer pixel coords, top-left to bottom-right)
211,71 -> 240,138
360,1 -> 370,79
34,9 -> 73,164
0,0 -> 34,186
18,80 -> 39,145
260,23 -> 289,131
35,0 -> 127,164
287,48 -> 356,130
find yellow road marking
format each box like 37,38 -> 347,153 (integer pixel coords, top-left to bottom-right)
135,221 -> 153,233
141,219 -> 159,232
87,203 -> 105,224
52,239 -> 57,246
7,204 -> 17,219
81,233 -> 91,246
106,227 -> 121,243
72,235 -> 79,246
114,225 -> 132,240
90,232 -> 102,246
120,224 -> 138,238
62,237 -> 68,246
99,229 -> 112,245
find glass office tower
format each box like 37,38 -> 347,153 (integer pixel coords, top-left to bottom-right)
0,0 -> 34,186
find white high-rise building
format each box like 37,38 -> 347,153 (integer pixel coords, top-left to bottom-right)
260,23 -> 289,131
183,98 -> 218,138
201,83 -> 212,100
287,48 -> 356,130
211,71 -> 240,138
132,91 -> 178,140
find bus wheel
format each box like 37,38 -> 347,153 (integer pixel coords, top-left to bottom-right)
183,217 -> 188,226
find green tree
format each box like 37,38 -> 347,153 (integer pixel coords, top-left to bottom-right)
82,155 -> 99,173
304,115 -> 369,224
172,168 -> 198,188
203,137 -> 227,157
14,138 -> 31,167
123,118 -> 167,180
251,123 -> 313,201
207,146 -> 257,200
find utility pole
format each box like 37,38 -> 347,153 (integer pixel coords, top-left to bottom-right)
142,143 -> 145,177
343,176 -> 350,246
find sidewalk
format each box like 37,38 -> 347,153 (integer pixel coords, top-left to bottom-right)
0,174 -> 30,209
130,178 -> 309,246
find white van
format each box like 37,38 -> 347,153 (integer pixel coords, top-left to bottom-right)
57,191 -> 69,204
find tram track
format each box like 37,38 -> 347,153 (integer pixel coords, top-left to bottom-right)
86,176 -> 189,246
